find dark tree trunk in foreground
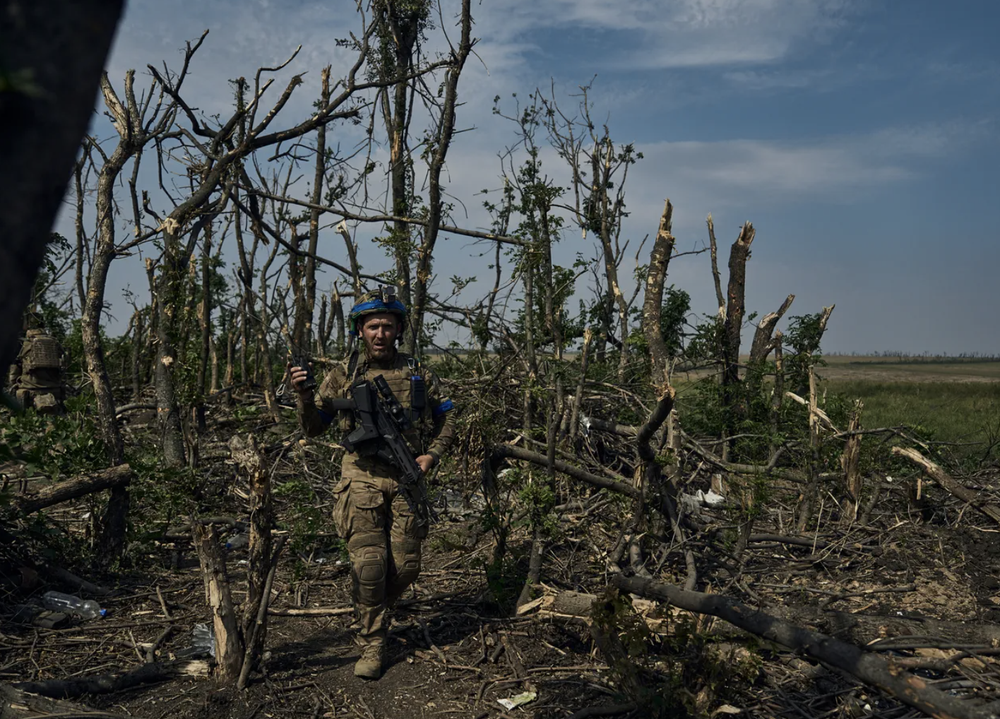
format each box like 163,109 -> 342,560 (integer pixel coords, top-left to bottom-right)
0,0 -> 124,377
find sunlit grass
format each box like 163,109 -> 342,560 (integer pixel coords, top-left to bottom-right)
825,380 -> 1000,450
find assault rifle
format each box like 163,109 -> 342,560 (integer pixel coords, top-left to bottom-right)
329,375 -> 434,526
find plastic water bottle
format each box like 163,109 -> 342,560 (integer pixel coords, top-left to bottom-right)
41,591 -> 106,620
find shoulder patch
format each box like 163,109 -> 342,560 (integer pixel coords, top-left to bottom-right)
433,398 -> 454,416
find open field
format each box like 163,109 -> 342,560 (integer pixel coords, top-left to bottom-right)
821,355 -> 1000,383
825,379 -> 1000,449
819,358 -> 1000,452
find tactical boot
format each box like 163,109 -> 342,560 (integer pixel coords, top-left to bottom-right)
354,641 -> 386,679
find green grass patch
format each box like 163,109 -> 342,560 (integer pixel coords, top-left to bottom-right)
826,380 -> 1000,453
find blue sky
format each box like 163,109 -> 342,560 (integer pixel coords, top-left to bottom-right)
66,0 -> 1000,354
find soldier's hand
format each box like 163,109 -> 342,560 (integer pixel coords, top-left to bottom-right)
416,454 -> 434,474
288,363 -> 313,395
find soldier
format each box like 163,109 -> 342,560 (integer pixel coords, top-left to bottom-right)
291,287 -> 456,679
12,327 -> 66,414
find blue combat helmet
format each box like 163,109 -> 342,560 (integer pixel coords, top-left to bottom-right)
348,285 -> 407,336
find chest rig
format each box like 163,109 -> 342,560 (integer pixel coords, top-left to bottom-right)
346,351 -> 429,451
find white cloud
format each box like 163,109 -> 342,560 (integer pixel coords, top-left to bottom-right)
473,0 -> 857,70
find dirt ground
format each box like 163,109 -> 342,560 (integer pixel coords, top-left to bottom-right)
4,380 -> 1000,719
6,477 -> 1000,719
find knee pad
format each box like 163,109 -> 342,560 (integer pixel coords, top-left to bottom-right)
350,534 -> 387,606
393,538 -> 422,588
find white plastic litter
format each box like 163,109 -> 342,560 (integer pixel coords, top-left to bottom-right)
497,691 -> 537,710
697,488 -> 726,507
680,488 -> 727,515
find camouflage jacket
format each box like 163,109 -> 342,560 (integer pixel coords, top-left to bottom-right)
299,351 -> 457,465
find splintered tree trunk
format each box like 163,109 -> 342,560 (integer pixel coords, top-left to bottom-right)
769,331 -> 785,457
210,338 -> 219,394
796,366 -> 821,533
840,400 -> 864,525
193,523 -> 243,681
613,574 -> 993,719
522,255 -> 536,437
745,294 -> 795,404
229,435 -> 272,671
892,446 -> 1000,527
721,222 -> 755,455
517,381 -> 560,609
153,227 -> 188,469
153,310 -> 187,468
749,294 -> 794,366
82,248 -> 125,466
84,138 -> 136,560
640,200 -> 675,390
330,287 -> 344,356
706,214 -> 726,318
567,327 -> 593,442
256,243 -> 281,424
722,222 -> 755,390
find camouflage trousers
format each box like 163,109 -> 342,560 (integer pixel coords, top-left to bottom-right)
332,458 -> 428,647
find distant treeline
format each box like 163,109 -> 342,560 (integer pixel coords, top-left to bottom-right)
833,352 -> 1000,364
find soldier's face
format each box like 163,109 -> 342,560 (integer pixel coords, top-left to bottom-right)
361,313 -> 400,359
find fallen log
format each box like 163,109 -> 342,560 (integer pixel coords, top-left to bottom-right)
528,588 -> 1000,671
892,447 -> 1000,526
764,605 -> 1000,649
11,659 -> 209,700
491,445 -> 640,499
15,464 -> 132,515
613,574 -> 996,719
1,682 -> 128,718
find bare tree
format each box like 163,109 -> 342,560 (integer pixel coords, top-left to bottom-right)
80,68 -> 176,558
141,14 -> 432,465
543,85 -> 641,377
408,0 -> 474,355
83,70 -> 175,465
